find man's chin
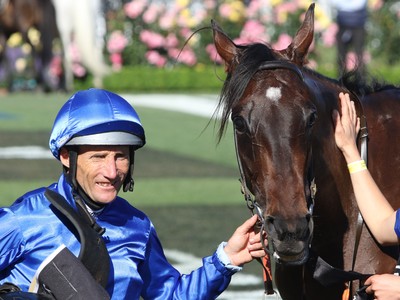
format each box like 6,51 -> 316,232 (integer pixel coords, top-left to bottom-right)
92,192 -> 118,205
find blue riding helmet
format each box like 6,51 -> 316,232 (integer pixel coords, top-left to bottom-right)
49,88 -> 146,159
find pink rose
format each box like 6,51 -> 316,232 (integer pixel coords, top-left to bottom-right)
145,50 -> 167,67
124,0 -> 147,19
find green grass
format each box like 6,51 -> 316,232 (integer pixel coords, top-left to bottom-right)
136,106 -> 236,168
0,92 -> 66,131
127,177 -> 244,206
0,92 -> 239,207
0,181 -> 56,204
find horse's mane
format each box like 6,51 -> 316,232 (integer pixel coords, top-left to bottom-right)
303,65 -> 398,96
340,69 -> 398,96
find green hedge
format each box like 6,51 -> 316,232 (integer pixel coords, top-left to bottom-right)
74,65 -> 226,93
74,63 -> 400,93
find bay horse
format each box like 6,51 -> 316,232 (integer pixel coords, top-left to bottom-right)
0,0 -> 58,91
212,4 -> 400,299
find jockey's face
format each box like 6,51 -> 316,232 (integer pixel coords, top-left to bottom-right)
61,145 -> 130,204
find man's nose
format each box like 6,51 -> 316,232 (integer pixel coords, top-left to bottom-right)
104,158 -> 118,178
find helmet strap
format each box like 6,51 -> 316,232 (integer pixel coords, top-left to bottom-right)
66,149 -> 79,191
65,149 -> 105,211
123,150 -> 135,192
62,149 -> 106,235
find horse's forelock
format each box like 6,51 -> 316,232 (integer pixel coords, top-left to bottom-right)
217,43 -> 276,141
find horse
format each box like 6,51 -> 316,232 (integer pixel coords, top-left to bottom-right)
51,0 -> 110,91
212,4 -> 400,299
0,0 -> 58,92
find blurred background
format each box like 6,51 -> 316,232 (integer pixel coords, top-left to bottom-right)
0,0 -> 399,298
0,0 -> 399,93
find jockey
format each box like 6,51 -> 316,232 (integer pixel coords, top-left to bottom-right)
0,88 -> 266,299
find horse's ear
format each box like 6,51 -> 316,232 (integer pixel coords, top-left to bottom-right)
211,19 -> 239,73
281,3 -> 315,65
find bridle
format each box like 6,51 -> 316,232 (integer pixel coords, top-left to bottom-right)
232,59 -> 368,298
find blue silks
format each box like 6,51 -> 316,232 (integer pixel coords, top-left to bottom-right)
0,174 -> 235,299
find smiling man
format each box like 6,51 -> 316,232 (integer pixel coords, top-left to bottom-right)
0,88 -> 266,299
61,145 -> 131,205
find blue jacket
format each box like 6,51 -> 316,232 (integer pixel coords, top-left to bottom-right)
0,174 -> 234,299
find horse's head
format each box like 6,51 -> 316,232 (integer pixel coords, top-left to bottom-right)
213,4 -> 318,265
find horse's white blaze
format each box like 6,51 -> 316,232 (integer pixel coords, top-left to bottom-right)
266,87 -> 282,102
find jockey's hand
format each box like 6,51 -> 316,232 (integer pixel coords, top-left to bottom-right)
365,274 -> 400,300
223,215 -> 267,266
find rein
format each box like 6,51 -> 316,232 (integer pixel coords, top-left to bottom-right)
345,91 -> 369,298
233,129 -> 276,296
233,59 -> 369,298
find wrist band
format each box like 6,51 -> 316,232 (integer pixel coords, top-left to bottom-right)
347,160 -> 367,174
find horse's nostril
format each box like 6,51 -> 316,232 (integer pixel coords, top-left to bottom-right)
266,215 -> 275,223
265,215 -> 275,233
265,215 -> 312,241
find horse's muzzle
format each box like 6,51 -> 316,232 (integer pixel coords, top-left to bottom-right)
266,214 -> 313,265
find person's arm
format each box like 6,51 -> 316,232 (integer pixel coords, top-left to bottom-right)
139,215 -> 266,300
0,208 -> 25,272
332,92 -> 398,245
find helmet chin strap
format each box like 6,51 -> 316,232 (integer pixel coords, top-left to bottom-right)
65,150 -> 103,209
123,149 -> 135,192
66,149 -> 105,235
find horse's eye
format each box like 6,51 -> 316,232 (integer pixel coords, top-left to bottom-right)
233,116 -> 247,132
308,111 -> 317,127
